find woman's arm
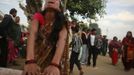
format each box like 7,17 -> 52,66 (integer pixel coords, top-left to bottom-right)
26,19 -> 39,60
51,26 -> 68,65
22,20 -> 41,75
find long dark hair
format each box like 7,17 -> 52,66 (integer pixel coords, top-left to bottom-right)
41,10 -> 67,45
126,31 -> 133,38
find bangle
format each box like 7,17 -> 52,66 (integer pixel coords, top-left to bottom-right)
25,59 -> 36,64
50,63 -> 60,70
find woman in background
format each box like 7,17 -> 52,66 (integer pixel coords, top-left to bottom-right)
122,31 -> 134,71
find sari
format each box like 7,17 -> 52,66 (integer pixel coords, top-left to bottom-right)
33,13 -> 69,75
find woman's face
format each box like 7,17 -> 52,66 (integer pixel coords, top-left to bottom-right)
45,8 -> 56,21
113,37 -> 118,41
15,17 -> 20,24
127,32 -> 132,37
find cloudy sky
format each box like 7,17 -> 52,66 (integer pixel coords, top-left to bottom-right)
0,0 -> 134,40
0,0 -> 27,24
97,0 -> 134,40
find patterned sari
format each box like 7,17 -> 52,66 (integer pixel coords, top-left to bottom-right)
34,23 -> 69,75
122,37 -> 134,61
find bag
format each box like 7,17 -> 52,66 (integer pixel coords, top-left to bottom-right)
112,48 -> 118,65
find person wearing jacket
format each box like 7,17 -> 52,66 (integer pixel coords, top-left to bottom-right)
87,28 -> 99,68
0,8 -> 17,67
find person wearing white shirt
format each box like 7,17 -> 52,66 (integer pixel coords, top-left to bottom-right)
87,28 -> 98,68
90,34 -> 95,46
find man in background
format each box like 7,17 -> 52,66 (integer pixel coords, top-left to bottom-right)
0,8 -> 17,67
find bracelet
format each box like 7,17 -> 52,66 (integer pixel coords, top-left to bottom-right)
50,63 -> 60,70
25,59 -> 36,64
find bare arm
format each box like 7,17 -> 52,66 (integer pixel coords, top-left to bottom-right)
26,19 -> 39,60
51,26 -> 68,65
22,20 -> 40,75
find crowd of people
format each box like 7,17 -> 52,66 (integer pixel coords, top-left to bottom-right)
69,20 -> 134,73
0,8 -> 27,67
0,0 -> 134,75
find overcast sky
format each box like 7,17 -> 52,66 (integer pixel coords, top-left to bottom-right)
97,0 -> 134,40
0,0 -> 134,40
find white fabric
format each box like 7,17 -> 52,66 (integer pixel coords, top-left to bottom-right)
80,45 -> 89,64
78,46 -> 83,60
90,34 -> 95,46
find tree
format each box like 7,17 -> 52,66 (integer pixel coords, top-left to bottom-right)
90,23 -> 101,35
19,0 -> 107,21
67,0 -> 107,19
78,22 -> 89,31
19,0 -> 43,23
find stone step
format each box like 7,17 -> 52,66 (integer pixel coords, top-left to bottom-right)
0,68 -> 22,75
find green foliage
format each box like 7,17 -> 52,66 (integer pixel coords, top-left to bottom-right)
67,0 -> 107,19
89,23 -> 101,35
25,0 -> 43,14
78,22 -> 89,31
19,0 -> 43,19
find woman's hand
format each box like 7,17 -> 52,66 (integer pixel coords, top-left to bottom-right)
22,64 -> 41,75
43,65 -> 60,75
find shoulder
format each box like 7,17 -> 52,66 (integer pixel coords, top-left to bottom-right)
122,37 -> 127,41
131,37 -> 134,41
59,26 -> 68,38
3,14 -> 12,19
33,12 -> 45,25
4,14 -> 10,17
87,34 -> 91,39
33,12 -> 43,18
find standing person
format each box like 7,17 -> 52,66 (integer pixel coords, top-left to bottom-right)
109,37 -> 121,57
0,8 -> 17,67
22,0 -> 69,75
96,35 -> 103,55
87,28 -> 98,68
8,16 -> 21,65
102,35 -> 108,56
14,16 -> 21,46
108,36 -> 121,65
70,26 -> 84,75
68,21 -> 73,44
80,28 -> 88,64
122,31 -> 134,71
68,20 -> 77,46
118,40 -> 122,58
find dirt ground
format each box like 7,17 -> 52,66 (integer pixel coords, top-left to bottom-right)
3,55 -> 134,75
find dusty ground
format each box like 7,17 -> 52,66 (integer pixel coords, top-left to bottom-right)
73,55 -> 134,75
1,55 -> 134,75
